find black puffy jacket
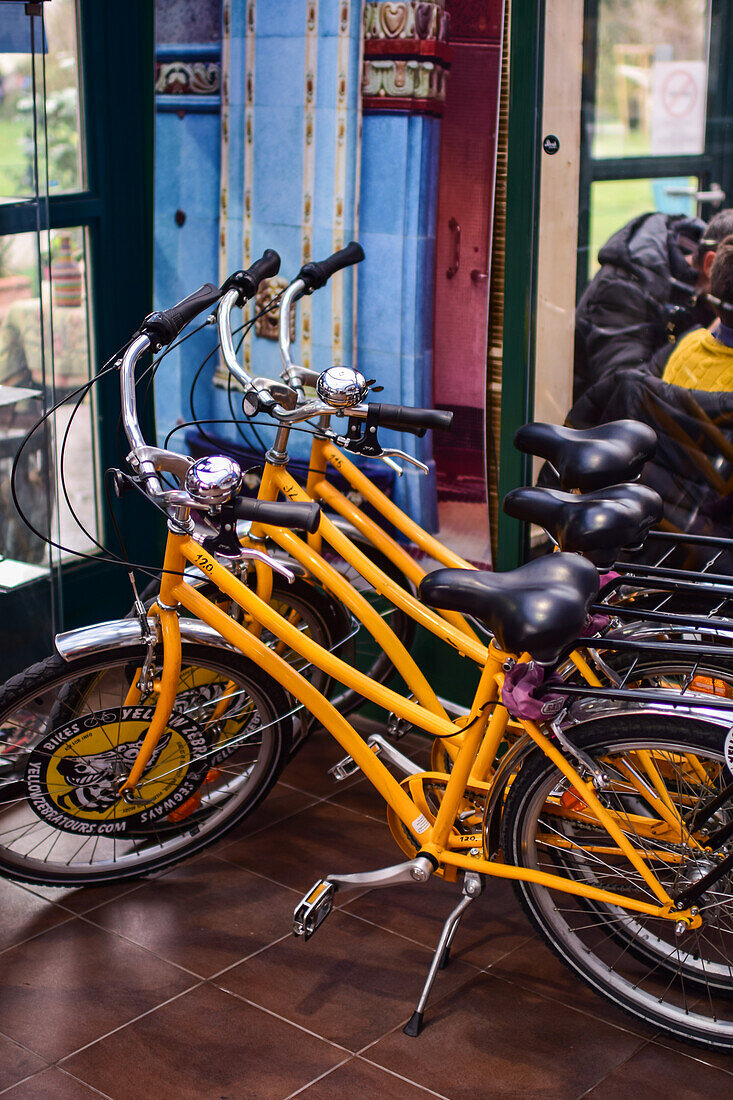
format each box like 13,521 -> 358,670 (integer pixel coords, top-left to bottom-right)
574,212 -> 707,402
565,368 -> 733,570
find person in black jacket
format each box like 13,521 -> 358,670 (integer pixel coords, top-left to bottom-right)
573,208 -> 733,402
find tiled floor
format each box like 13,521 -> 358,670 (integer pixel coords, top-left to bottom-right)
2,727 -> 733,1098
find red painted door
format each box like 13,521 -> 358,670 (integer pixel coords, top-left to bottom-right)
433,1 -> 504,562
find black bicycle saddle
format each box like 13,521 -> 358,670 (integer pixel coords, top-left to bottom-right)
502,483 -> 664,569
513,420 -> 657,492
419,554 -> 599,665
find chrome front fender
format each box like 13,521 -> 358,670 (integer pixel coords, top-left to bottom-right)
55,617 -> 236,662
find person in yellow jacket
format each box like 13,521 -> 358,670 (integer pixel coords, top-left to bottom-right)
663,234 -> 733,391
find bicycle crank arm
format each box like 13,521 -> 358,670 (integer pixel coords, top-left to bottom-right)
293,856 -> 436,940
327,854 -> 436,891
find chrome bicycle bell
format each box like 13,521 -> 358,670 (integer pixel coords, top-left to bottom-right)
184,455 -> 243,506
316,366 -> 368,409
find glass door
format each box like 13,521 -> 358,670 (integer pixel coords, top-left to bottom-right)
0,0 -> 154,674
497,0 -> 733,566
0,2 -> 99,594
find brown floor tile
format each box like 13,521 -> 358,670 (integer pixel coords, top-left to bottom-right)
367,971 -> 646,1100
0,879 -> 72,953
20,877 -> 148,917
278,728 -> 366,798
218,799 -> 398,895
583,1040 -> 733,1098
342,877 -> 533,969
0,919 -> 197,1062
489,935 -> 658,1040
295,1055 -> 448,1099
324,776 -> 389,821
0,1033 -> 46,1093
87,856 -> 298,977
217,908 -> 479,1052
3,1067 -> 108,1098
650,1032 -> 733,1076
62,983 -> 346,1100
214,780 -> 321,843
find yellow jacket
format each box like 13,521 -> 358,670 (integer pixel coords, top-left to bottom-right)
662,327 -> 733,391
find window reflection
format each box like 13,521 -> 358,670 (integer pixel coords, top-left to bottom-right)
0,228 -> 98,586
593,0 -> 710,160
0,0 -> 83,203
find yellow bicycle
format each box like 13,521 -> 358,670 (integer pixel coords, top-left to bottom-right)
3,263 -> 733,1050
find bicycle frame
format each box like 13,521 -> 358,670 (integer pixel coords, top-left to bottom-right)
117,524 -> 701,930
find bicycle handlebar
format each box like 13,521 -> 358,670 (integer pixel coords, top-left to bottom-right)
233,496 -> 321,534
221,248 -> 281,305
123,250 -> 284,500
141,283 -> 221,347
372,404 -> 453,437
297,241 -> 365,293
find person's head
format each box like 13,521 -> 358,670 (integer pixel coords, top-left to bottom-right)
708,234 -> 733,326
694,209 -> 733,291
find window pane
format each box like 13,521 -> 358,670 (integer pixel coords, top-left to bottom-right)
0,0 -> 84,203
592,0 -> 710,159
0,226 -> 99,586
588,176 -> 699,277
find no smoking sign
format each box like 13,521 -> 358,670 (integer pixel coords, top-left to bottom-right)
661,68 -> 698,118
651,60 -> 706,156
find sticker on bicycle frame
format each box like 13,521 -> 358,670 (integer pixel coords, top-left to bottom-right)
411,813 -> 430,835
25,706 -> 210,836
724,726 -> 733,775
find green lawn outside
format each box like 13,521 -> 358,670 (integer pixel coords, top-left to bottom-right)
0,115 -> 29,199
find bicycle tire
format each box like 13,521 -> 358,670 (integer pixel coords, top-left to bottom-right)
501,714 -> 733,1050
0,643 -> 292,886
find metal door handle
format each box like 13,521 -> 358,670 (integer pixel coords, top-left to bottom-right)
470,270 -> 488,283
446,217 -> 460,279
664,182 -> 726,207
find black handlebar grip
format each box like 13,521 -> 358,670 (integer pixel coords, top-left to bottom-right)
298,241 -> 365,292
222,249 -> 281,303
373,403 -> 454,437
141,283 -> 221,346
233,497 -> 321,535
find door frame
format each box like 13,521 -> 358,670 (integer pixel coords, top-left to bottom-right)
0,0 -> 155,673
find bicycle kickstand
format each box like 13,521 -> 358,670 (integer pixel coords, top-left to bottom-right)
403,870 -> 484,1038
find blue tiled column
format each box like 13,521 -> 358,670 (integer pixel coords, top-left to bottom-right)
358,111 -> 441,529
153,43 -> 222,447
212,0 -> 363,463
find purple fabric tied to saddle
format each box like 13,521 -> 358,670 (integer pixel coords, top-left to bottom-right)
582,571 -> 620,637
501,662 -> 566,721
581,612 -> 610,636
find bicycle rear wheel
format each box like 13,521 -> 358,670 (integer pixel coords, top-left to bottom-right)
501,715 -> 733,1049
0,643 -> 292,885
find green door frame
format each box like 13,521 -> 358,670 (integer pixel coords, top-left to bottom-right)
0,0 -> 155,675
495,0 -> 545,571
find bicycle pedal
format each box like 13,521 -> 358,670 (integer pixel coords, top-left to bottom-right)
293,879 -> 335,940
328,753 -> 361,781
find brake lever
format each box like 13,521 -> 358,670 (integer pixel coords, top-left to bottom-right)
380,448 -> 429,475
233,546 -> 296,583
378,454 -> 403,477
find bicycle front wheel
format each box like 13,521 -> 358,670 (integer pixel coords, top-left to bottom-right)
501,715 -> 733,1050
0,643 -> 293,886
